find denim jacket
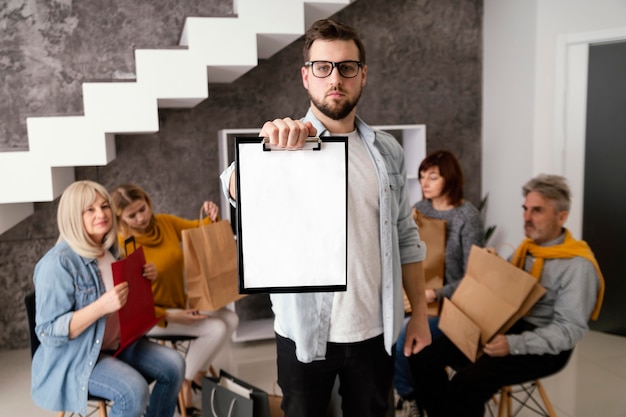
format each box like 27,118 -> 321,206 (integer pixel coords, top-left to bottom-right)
31,240 -> 113,414
220,110 -> 425,362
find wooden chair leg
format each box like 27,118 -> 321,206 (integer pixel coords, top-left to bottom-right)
178,389 -> 187,417
507,388 -> 513,417
535,379 -> 557,417
98,400 -> 108,417
498,386 -> 510,417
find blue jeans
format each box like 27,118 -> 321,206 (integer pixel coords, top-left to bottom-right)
394,316 -> 442,399
89,338 -> 185,417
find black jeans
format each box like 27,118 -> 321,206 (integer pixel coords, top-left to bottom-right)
276,333 -> 394,417
408,322 -> 573,417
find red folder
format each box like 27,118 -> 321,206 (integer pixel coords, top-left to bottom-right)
111,240 -> 162,356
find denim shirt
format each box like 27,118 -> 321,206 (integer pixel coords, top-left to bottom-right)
220,110 -> 425,362
31,240 -> 111,414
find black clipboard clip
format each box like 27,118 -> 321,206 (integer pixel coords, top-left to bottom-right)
262,137 -> 322,152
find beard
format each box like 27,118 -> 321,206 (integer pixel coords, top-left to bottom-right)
309,88 -> 362,121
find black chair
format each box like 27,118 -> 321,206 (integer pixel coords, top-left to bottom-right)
24,291 -> 109,417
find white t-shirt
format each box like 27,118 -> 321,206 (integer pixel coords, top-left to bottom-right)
329,130 -> 383,342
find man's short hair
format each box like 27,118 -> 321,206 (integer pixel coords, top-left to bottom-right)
302,19 -> 366,64
522,174 -> 571,212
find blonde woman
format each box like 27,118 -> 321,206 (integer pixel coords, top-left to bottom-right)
31,180 -> 185,417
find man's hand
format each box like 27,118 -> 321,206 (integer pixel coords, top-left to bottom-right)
483,334 -> 510,357
228,118 -> 318,198
403,314 -> 432,357
260,118 -> 317,149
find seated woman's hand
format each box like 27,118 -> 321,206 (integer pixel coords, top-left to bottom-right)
202,201 -> 219,222
142,262 -> 158,281
166,309 -> 208,326
425,288 -> 437,304
99,282 -> 129,315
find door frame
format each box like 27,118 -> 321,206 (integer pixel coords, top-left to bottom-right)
555,26 -> 626,238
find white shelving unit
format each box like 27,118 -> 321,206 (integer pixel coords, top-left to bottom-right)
371,124 -> 426,206
217,124 -> 426,342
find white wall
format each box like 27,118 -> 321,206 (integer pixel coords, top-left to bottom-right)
482,0 -> 626,256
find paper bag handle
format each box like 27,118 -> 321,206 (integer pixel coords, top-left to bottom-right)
210,388 -> 236,417
123,236 -> 136,257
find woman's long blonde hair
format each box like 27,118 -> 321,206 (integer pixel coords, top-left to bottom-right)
57,180 -> 118,259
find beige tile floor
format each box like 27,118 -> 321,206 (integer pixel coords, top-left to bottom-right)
2,330 -> 626,417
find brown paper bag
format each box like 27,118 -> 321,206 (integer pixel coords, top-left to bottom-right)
268,382 -> 284,417
438,245 -> 546,362
183,217 -> 245,312
403,208 -> 447,316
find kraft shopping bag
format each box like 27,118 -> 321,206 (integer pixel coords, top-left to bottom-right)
183,213 -> 244,312
267,382 -> 283,417
438,245 -> 546,362
403,208 -> 447,316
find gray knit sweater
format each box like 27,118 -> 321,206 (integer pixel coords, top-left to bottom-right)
507,233 -> 599,355
413,200 -> 485,300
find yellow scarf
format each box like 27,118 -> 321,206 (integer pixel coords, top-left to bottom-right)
510,228 -> 605,320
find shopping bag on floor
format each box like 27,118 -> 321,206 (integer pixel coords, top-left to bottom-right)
268,382 -> 283,417
183,214 -> 245,312
403,208 -> 447,316
202,369 -> 270,417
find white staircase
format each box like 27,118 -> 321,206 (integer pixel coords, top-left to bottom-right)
0,0 -> 353,235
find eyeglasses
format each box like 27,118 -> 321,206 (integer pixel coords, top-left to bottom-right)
304,61 -> 363,78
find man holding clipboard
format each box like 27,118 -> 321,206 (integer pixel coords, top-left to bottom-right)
220,19 -> 431,417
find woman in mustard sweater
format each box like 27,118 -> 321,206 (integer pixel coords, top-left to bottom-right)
110,184 -> 238,416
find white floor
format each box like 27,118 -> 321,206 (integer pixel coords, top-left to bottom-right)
3,330 -> 626,417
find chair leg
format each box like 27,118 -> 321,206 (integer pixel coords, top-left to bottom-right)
498,386 -> 510,417
535,380 -> 557,417
97,400 -> 108,417
179,389 -> 188,417
507,389 -> 513,417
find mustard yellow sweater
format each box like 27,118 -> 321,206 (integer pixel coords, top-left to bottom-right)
118,213 -> 211,323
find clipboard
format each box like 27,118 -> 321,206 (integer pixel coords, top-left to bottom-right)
235,136 -> 348,293
111,237 -> 162,356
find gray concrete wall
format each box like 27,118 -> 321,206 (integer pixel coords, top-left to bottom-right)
0,0 -> 483,349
